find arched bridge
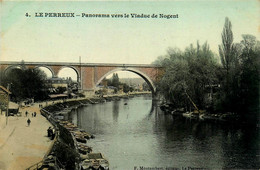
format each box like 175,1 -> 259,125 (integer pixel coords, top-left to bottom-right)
0,61 -> 163,96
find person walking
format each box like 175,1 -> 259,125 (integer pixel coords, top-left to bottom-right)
47,127 -> 52,137
27,118 -> 31,126
25,111 -> 28,117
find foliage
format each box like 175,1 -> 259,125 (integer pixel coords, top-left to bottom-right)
155,42 -> 219,110
216,17 -> 260,119
53,141 -> 79,170
106,73 -> 134,93
111,73 -> 120,88
154,17 -> 259,124
218,17 -> 237,74
142,82 -> 150,91
122,83 -> 134,93
0,66 -> 49,102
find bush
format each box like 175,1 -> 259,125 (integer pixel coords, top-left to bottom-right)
53,141 -> 79,170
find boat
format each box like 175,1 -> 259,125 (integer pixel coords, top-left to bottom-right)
160,103 -> 174,113
199,114 -> 205,120
54,115 -> 64,120
182,112 -> 198,119
75,136 -> 87,143
78,129 -> 95,139
81,153 -> 109,170
77,144 -> 92,154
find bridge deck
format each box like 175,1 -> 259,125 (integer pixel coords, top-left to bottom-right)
0,61 -> 161,68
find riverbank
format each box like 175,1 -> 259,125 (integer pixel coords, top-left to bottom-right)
0,92 -> 151,170
38,92 -> 152,169
160,104 -> 243,123
63,95 -> 260,169
0,105 -> 53,170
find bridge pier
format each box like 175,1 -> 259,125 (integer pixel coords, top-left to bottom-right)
82,89 -> 95,97
152,91 -> 163,102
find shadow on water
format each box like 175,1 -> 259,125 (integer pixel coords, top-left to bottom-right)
112,100 -> 119,123
69,96 -> 260,169
152,110 -> 260,168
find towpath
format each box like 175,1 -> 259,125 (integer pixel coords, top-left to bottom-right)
0,104 -> 53,170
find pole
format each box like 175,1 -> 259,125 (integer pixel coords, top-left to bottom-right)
79,56 -> 82,90
184,89 -> 200,113
6,84 -> 10,125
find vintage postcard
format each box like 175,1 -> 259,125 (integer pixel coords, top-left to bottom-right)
0,1 -> 259,170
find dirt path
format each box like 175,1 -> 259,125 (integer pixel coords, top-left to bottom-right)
0,105 -> 53,170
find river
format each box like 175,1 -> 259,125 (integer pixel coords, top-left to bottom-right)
69,95 -> 259,170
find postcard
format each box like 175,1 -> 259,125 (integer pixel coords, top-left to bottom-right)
0,1 -> 259,170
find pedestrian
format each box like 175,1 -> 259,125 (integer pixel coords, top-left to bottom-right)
51,129 -> 55,140
25,111 -> 28,117
34,112 -> 36,117
47,127 -> 52,137
27,118 -> 31,126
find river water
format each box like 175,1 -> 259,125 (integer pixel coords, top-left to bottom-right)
69,95 -> 259,170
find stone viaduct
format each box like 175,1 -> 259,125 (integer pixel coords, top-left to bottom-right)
0,61 -> 163,96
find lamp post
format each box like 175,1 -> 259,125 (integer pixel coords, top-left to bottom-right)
6,84 -> 10,125
79,56 -> 82,91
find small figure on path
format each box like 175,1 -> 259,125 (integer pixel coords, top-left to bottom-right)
25,111 -> 28,117
47,127 -> 52,137
34,112 -> 36,117
27,118 -> 31,126
51,130 -> 55,140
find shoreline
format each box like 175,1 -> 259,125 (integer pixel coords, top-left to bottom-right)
37,92 -> 152,169
159,104 -> 259,127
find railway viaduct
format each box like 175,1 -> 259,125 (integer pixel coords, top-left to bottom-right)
0,61 -> 163,96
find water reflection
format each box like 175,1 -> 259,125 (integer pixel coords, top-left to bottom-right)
153,114 -> 260,168
113,101 -> 119,123
69,96 -> 259,169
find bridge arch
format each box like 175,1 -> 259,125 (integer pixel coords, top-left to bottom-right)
95,67 -> 156,95
34,65 -> 55,78
3,65 -> 27,75
56,66 -> 80,82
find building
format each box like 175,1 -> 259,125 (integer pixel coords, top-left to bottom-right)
46,77 -> 79,94
0,85 -> 11,114
0,86 -> 19,115
46,77 -> 68,89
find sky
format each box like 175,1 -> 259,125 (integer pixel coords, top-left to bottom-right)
1,0 -> 259,79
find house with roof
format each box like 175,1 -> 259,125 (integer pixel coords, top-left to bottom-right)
0,85 -> 11,112
0,85 -> 19,115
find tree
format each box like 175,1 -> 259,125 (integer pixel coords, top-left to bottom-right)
219,17 -> 236,75
156,42 -> 219,111
142,82 -> 150,91
238,35 -> 260,122
154,17 -> 259,122
55,86 -> 67,94
111,73 -> 120,88
217,17 -> 241,112
1,67 -> 49,101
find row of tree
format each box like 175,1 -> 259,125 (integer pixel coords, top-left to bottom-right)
154,17 -> 259,122
106,73 -> 134,93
